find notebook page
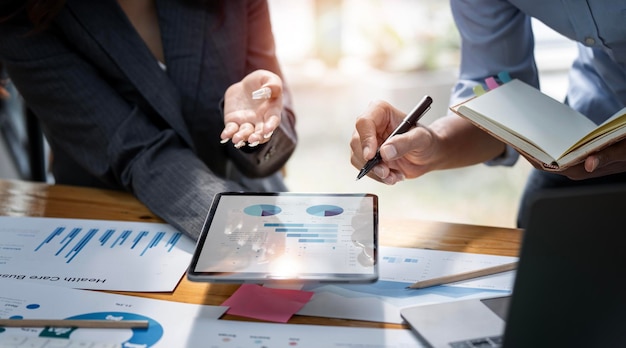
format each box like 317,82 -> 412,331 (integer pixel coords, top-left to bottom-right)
458,79 -> 596,160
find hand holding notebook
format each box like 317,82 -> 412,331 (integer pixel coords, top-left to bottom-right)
450,79 -> 626,171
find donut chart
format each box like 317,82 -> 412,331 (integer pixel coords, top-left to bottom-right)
306,205 -> 344,217
63,312 -> 162,347
244,204 -> 282,216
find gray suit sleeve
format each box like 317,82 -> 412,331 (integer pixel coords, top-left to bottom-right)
0,21 -> 241,240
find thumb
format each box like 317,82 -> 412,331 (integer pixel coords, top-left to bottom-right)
247,70 -> 283,98
584,140 -> 626,172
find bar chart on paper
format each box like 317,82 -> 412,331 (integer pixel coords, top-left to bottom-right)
0,216 -> 196,291
35,226 -> 184,263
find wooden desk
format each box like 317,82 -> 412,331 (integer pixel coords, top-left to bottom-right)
0,178 -> 522,330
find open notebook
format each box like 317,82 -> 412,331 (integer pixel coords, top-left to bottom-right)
401,184 -> 626,348
450,79 -> 626,171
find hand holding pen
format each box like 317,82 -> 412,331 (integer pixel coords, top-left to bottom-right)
353,96 -> 433,181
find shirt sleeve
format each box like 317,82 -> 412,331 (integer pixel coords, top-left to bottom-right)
449,0 -> 541,166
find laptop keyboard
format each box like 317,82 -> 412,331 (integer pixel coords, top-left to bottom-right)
449,335 -> 503,347
0,335 -> 121,348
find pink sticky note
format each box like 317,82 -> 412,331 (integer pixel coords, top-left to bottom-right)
223,284 -> 314,323
485,76 -> 500,90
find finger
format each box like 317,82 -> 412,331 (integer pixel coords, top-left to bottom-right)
372,165 -> 389,181
251,86 -> 272,100
232,123 -> 255,148
246,115 -> 279,146
262,83 -> 282,100
350,130 -> 371,173
262,114 -> 280,137
246,121 -> 267,147
350,144 -> 379,182
354,118 -> 378,161
363,164 -> 401,185
365,164 -> 389,184
248,70 -> 283,100
354,101 -> 406,160
584,156 -> 600,172
349,143 -> 365,168
381,169 -> 404,185
220,122 -> 239,143
585,140 -> 626,172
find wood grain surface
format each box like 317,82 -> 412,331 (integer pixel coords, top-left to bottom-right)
0,178 -> 522,329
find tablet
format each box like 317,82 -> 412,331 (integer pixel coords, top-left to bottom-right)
187,192 -> 378,284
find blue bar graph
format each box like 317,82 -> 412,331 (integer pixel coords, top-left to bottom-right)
55,227 -> 82,256
112,230 -> 132,247
65,228 -> 98,263
132,231 -> 149,249
35,227 -> 65,251
99,229 -> 115,246
33,225 -> 184,263
141,231 -> 165,256
265,223 -> 339,244
166,233 -> 182,252
383,256 -> 419,264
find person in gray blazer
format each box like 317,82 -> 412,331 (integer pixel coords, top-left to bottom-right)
0,0 -> 297,239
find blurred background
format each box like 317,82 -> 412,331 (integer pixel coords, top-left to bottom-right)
0,0 -> 577,229
268,0 -> 577,228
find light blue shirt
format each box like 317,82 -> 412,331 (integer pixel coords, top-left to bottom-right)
449,0 -> 626,166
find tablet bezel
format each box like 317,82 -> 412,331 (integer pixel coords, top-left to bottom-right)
187,192 -> 378,284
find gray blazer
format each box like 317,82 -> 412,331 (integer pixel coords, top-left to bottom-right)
0,0 -> 297,239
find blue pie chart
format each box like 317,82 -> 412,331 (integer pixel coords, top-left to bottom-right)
307,205 -> 344,217
244,204 -> 282,216
64,312 -> 162,346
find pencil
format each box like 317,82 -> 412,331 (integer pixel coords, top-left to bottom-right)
0,319 -> 149,329
407,261 -> 518,289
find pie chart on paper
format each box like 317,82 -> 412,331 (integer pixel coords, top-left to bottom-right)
306,205 -> 344,217
243,204 -> 282,217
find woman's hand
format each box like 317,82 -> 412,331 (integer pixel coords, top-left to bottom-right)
221,69 -> 283,148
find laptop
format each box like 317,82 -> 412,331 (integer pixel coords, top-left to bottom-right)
401,184 -> 626,348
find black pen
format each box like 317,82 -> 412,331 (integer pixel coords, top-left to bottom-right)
356,95 -> 433,180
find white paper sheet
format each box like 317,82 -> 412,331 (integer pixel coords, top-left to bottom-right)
179,318 -> 424,347
0,280 -> 423,347
0,216 -> 195,291
0,279 -> 227,347
298,246 -> 518,323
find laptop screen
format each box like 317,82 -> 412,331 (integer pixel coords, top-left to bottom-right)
502,184 -> 626,347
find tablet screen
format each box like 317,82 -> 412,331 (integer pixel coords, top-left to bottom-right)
187,192 -> 378,284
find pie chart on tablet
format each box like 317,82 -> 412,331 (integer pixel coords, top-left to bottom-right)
243,204 -> 282,216
307,205 -> 344,217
